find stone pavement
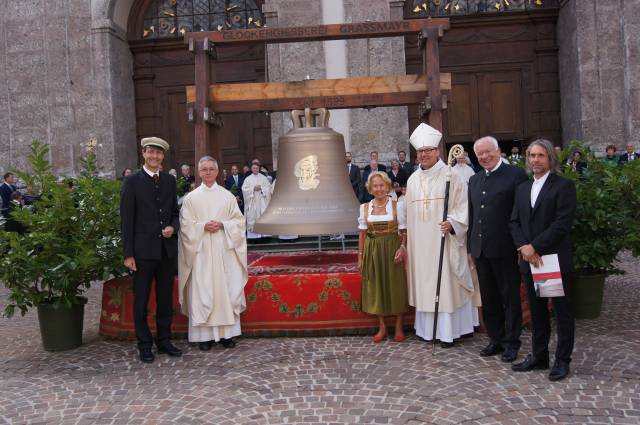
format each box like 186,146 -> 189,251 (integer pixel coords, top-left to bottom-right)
1,254 -> 638,425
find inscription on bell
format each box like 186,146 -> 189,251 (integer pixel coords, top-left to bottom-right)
294,155 -> 320,191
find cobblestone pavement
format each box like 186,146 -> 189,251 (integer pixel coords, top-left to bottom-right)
1,254 -> 638,425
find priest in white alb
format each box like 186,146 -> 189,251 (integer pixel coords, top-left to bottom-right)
402,123 -> 478,348
242,163 -> 272,240
178,156 -> 248,351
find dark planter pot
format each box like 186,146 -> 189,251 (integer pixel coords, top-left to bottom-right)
37,297 -> 88,352
570,273 -> 606,320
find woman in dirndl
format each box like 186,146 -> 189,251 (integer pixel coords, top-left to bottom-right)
358,171 -> 408,342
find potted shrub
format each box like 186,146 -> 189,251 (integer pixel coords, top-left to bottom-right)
560,141 -> 637,319
0,141 -> 126,351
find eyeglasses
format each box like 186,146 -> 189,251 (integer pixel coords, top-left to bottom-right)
199,168 -> 217,173
419,148 -> 438,154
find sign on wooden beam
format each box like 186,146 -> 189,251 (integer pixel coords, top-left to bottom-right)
185,74 -> 451,113
184,19 -> 449,45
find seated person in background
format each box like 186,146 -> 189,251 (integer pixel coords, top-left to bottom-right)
387,159 -> 408,188
603,144 -> 618,166
566,151 -> 587,175
364,151 -> 387,172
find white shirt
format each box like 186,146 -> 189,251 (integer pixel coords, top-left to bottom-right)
143,165 -> 159,179
530,171 -> 550,208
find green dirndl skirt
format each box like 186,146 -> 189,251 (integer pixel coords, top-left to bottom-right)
361,232 -> 408,315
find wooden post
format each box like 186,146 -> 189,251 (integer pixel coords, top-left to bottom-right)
421,26 -> 446,157
192,37 -> 223,186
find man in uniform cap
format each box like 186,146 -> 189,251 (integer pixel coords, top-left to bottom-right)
400,123 -> 477,347
120,137 -> 182,363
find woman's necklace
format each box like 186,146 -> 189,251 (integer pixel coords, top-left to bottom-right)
372,199 -> 388,209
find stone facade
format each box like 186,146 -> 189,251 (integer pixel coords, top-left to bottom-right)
264,0 -> 409,170
0,0 -> 137,177
558,0 -> 640,154
1,0 -> 639,176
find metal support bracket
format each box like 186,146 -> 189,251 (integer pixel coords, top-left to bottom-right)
186,103 -> 195,122
203,37 -> 218,60
418,94 -> 448,118
203,107 -> 223,127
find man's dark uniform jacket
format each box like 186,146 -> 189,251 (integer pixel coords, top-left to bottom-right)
120,171 -> 179,260
120,169 -> 180,350
468,164 -> 528,259
468,163 -> 527,352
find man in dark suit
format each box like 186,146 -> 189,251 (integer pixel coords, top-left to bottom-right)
120,137 -> 182,363
362,159 -> 382,203
618,143 -> 638,165
469,136 -> 528,363
345,152 -> 362,201
398,150 -> 413,177
224,164 -> 245,212
509,138 -> 577,381
363,150 -> 386,173
1,172 -> 18,218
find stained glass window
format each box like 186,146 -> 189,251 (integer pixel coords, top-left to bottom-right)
142,0 -> 263,39
409,0 -> 556,17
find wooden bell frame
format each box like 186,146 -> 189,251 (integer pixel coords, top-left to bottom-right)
184,17 -> 451,183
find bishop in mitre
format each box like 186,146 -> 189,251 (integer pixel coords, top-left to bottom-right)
402,123 -> 478,348
242,163 -> 272,240
178,156 -> 248,351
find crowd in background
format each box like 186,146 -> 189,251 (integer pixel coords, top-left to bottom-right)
2,142 -> 638,236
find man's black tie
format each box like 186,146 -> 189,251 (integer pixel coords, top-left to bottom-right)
153,174 -> 160,184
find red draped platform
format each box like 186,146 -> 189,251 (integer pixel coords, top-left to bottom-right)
99,251 -> 530,339
100,251 -> 412,339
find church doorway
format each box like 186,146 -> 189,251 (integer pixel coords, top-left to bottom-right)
404,1 -> 561,163
127,0 -> 272,174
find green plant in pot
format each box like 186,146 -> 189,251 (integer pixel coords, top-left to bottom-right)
560,141 -> 635,319
0,140 -> 126,351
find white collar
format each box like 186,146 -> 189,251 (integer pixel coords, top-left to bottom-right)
487,160 -> 502,173
533,170 -> 551,185
420,159 -> 445,174
201,181 -> 218,191
143,165 -> 159,178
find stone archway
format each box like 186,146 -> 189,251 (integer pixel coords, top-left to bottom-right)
90,0 -> 138,175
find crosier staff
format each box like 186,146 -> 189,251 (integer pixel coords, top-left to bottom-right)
431,143 -> 464,355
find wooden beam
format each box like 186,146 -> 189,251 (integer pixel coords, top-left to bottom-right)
185,74 -> 451,113
422,27 -> 446,157
184,19 -> 449,45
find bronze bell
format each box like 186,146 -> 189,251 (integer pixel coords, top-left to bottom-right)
253,108 -> 360,235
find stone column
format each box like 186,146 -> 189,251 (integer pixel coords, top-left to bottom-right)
264,0 -> 326,171
344,0 -> 409,168
557,0 -> 640,153
90,20 -> 137,177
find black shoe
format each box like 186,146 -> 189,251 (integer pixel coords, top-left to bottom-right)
220,338 -> 236,349
198,341 -> 213,351
549,360 -> 570,381
480,342 -> 504,357
440,341 -> 455,349
139,348 -> 155,363
501,347 -> 519,363
511,353 -> 549,372
157,342 -> 182,357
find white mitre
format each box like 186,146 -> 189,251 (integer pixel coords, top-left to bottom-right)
409,123 -> 442,150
